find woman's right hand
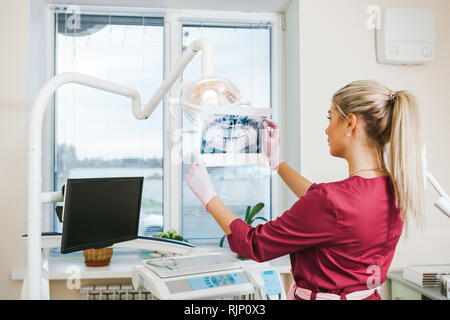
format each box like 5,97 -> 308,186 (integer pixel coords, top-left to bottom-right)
263,120 -> 312,197
262,119 -> 284,170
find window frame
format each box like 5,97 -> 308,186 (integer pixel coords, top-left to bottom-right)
165,9 -> 285,234
44,5 -> 285,240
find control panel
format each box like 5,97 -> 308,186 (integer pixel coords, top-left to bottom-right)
188,273 -> 245,290
260,270 -> 284,299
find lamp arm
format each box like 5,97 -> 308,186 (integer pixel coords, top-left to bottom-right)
426,171 -> 450,218
427,171 -> 450,199
138,38 -> 214,119
26,38 -> 214,299
27,72 -> 142,300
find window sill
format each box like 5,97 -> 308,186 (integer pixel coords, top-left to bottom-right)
11,254 -> 144,281
11,252 -> 292,281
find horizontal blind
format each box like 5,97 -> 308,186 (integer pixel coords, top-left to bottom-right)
181,24 -> 272,246
53,12 -> 164,239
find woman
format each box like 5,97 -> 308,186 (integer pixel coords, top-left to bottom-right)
186,80 -> 425,300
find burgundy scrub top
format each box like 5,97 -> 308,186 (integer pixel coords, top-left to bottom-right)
227,175 -> 403,300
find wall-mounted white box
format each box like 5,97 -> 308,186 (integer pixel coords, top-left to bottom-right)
376,8 -> 436,65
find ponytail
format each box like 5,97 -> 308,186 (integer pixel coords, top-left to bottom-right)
388,91 -> 425,232
332,81 -> 426,233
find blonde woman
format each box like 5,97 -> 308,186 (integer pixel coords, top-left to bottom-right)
186,80 -> 425,300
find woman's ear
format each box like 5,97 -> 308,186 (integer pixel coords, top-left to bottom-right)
345,113 -> 358,137
347,113 -> 357,129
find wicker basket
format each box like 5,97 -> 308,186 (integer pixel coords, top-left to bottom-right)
83,248 -> 113,267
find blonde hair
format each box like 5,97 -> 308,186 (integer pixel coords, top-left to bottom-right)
332,80 -> 425,232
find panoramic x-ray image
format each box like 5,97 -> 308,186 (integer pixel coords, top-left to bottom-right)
201,114 -> 267,154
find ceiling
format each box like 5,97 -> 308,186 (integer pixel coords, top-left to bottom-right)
45,0 -> 292,13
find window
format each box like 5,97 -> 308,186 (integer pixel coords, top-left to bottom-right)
49,8 -> 280,251
53,12 -> 164,237
181,24 -> 273,246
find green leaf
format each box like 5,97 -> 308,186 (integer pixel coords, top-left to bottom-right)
244,206 -> 251,222
247,203 -> 265,224
219,235 -> 226,247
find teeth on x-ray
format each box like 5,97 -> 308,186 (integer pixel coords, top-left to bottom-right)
201,114 -> 266,154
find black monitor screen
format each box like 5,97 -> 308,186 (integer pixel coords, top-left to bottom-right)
61,177 -> 143,254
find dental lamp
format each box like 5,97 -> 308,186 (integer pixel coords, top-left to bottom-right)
25,39 -> 240,299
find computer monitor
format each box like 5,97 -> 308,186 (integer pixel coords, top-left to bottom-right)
60,177 -> 144,254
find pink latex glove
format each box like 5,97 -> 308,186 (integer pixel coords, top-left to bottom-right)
261,119 -> 284,170
186,161 -> 218,208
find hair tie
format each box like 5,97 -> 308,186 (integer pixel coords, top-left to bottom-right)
389,91 -> 398,102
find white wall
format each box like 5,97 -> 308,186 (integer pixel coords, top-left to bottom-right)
298,0 -> 450,271
0,0 -> 29,300
284,0 -> 302,208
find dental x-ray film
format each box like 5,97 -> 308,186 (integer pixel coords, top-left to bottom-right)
200,106 -> 272,167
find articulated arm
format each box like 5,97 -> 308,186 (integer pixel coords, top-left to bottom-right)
26,39 -> 213,299
427,172 -> 450,218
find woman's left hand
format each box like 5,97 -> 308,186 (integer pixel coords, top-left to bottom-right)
185,161 -> 218,208
262,120 -> 284,170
